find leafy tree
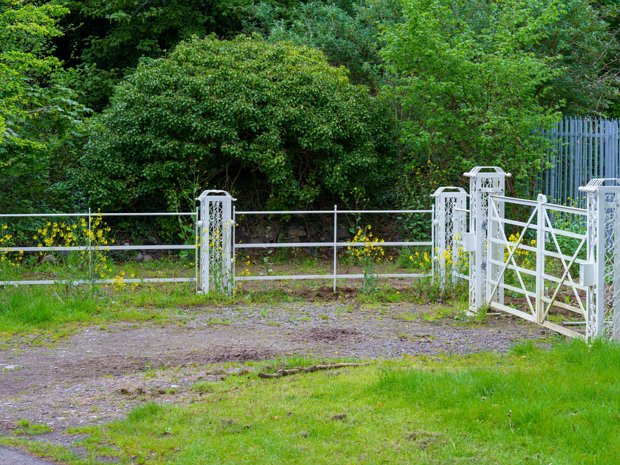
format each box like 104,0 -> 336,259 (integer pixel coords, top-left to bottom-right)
535,0 -> 619,115
243,0 -> 402,89
77,36 -> 394,211
0,0 -> 88,212
382,0 -> 612,200
58,0 -> 306,110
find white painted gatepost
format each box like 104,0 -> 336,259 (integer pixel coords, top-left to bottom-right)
197,190 -> 234,294
581,179 -> 620,340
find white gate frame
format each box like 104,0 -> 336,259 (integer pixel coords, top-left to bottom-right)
484,193 -> 589,338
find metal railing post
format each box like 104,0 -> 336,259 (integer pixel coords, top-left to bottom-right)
333,205 -> 338,293
194,206 -> 199,294
196,190 -> 234,295
431,187 -> 467,287
87,207 -> 92,287
581,179 -> 620,340
232,205 -> 237,294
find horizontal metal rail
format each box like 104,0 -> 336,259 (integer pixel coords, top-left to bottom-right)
0,212 -> 195,218
235,272 -> 430,282
491,195 -> 587,216
0,277 -> 195,286
235,209 -> 432,215
2,245 -> 194,252
235,241 -> 431,249
487,238 -> 588,264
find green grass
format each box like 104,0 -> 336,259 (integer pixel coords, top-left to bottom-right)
0,284 -> 203,340
0,268 -> 468,341
13,419 -> 52,436
9,339 -> 619,465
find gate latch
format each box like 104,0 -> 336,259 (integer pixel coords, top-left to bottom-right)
462,232 -> 476,252
580,262 -> 596,286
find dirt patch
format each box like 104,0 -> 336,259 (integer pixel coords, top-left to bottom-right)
301,327 -> 362,342
0,302 -> 552,445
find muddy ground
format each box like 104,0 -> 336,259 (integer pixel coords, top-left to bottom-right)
0,301 -> 552,449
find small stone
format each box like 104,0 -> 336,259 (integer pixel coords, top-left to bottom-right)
3,365 -> 18,370
41,254 -> 56,264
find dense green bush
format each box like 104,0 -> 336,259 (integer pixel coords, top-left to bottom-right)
76,36 -> 395,211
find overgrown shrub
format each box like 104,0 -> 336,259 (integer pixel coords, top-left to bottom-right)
76,35 -> 395,212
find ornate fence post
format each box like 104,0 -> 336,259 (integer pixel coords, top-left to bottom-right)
580,179 -> 620,340
197,190 -> 234,295
464,167 -> 510,313
432,187 -> 467,286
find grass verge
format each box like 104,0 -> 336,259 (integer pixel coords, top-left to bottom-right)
0,277 -> 466,341
4,339 -> 619,464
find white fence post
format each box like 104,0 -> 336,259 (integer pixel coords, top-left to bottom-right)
431,187 -> 467,286
581,179 -> 620,340
197,190 -> 234,295
464,167 -> 510,313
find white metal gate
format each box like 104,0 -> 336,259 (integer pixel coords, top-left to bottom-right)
485,194 -> 588,337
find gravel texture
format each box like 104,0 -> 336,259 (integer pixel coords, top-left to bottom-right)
0,301 -> 550,450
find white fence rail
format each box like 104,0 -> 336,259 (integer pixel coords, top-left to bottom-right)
0,210 -> 198,287
4,165 -> 620,342
232,207 -> 434,292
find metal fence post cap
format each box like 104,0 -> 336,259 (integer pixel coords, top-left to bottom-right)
430,186 -> 467,197
579,178 -> 620,193
463,166 -> 512,178
196,190 -> 236,202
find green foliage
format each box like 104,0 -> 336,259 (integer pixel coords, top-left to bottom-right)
77,36 -> 393,211
0,0 -> 89,212
535,0 -> 619,115
383,0 -> 566,198
243,0 -> 402,89
64,0 -> 297,109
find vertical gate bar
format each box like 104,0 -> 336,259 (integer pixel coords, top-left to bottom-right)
204,199 -> 210,292
333,204 -> 337,293
431,204 -> 435,283
614,193 -> 620,340
536,195 -> 547,324
611,192 -> 620,341
223,196 -> 233,295
486,196 -> 497,302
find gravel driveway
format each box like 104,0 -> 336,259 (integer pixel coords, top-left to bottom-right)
0,301 -> 550,453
